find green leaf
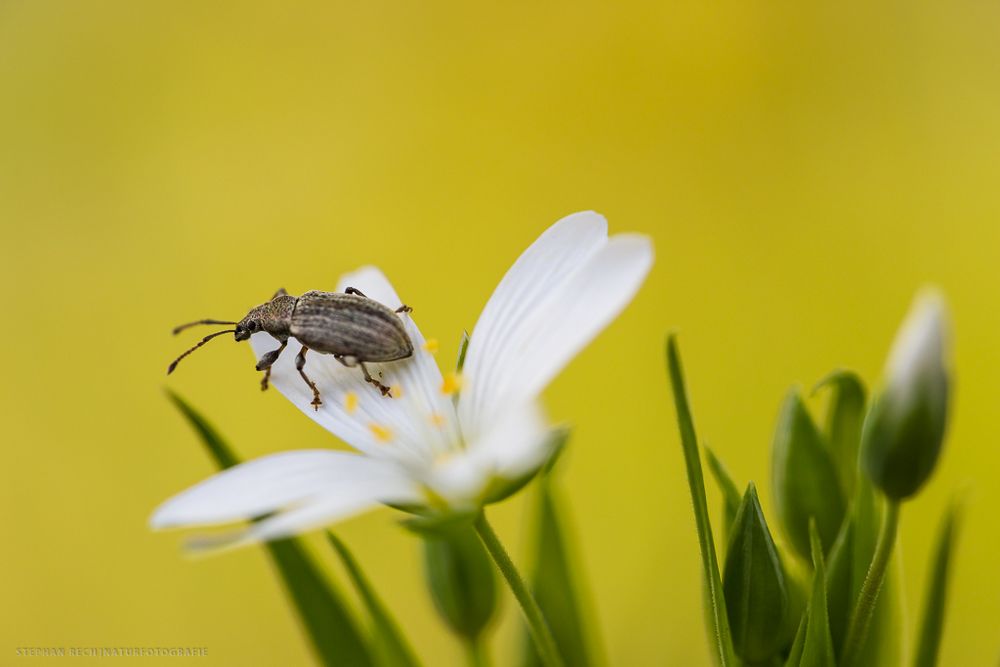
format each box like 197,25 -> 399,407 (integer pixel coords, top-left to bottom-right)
327,533 -> 421,667
785,614 -> 806,667
264,540 -> 375,667
822,515 -> 854,657
166,390 -> 239,469
814,370 -> 867,497
422,525 -> 498,640
798,521 -> 836,667
723,483 -> 789,663
704,447 -> 742,538
771,390 -> 846,560
914,498 -> 963,667
456,330 -> 470,372
665,335 -> 738,667
521,475 -> 600,667
166,391 -> 374,667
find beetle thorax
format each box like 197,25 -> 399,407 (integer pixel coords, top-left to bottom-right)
235,295 -> 297,341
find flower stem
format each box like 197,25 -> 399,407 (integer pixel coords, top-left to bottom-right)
841,499 -> 901,667
464,636 -> 490,667
473,512 -> 564,667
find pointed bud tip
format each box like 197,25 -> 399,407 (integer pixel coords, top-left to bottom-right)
886,288 -> 950,387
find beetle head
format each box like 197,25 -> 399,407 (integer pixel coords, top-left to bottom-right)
234,313 -> 263,341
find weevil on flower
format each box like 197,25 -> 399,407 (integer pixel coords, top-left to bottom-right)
167,287 -> 414,407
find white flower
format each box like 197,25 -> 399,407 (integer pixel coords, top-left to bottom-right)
151,212 -> 653,548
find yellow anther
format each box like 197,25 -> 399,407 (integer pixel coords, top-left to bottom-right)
422,338 -> 440,354
441,372 -> 464,396
344,392 -> 359,414
390,384 -> 403,398
369,423 -> 393,443
429,412 -> 446,428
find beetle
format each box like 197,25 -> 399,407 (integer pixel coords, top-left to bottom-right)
167,287 -> 414,408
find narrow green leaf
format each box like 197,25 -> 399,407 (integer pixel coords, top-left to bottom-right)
456,330 -> 471,372
666,335 -> 738,667
771,390 -> 846,560
166,390 -> 239,469
327,533 -> 421,667
422,525 -> 497,640
265,541 -> 375,667
822,516 -> 854,657
785,614 -> 806,667
704,447 -> 742,538
723,483 -> 789,663
814,370 -> 867,497
913,498 -> 963,667
521,476 -> 599,667
799,521 -> 836,667
167,391 -> 373,667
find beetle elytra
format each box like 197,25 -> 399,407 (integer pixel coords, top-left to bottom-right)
168,287 -> 414,408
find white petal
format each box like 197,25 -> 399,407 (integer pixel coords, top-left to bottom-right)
150,450 -> 417,529
251,267 -> 460,463
885,288 -> 949,392
429,401 -> 553,502
185,491 -> 406,554
460,217 -> 653,433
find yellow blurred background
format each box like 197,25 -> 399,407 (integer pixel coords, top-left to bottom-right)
2,1 -> 998,664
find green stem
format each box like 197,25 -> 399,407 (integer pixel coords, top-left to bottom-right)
841,499 -> 901,667
473,512 -> 564,667
464,636 -> 490,667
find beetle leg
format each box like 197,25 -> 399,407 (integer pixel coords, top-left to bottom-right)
359,362 -> 393,398
295,346 -> 323,409
346,285 -> 411,314
335,354 -> 392,397
256,340 -> 287,391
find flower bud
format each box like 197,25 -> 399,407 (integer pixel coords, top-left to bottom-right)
421,524 -> 497,640
723,483 -> 791,663
771,390 -> 846,560
862,290 -> 951,500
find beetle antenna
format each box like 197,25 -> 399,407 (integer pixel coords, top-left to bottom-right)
172,319 -> 238,335
167,330 -> 236,375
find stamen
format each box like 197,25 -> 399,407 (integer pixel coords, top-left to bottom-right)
344,392 -> 359,414
429,412 -> 446,428
441,372 -> 463,396
390,384 -> 403,398
422,338 -> 439,354
369,423 -> 394,443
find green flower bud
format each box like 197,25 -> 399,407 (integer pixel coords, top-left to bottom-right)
862,290 -> 951,500
723,483 -> 790,663
771,390 -> 846,560
421,524 -> 497,640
